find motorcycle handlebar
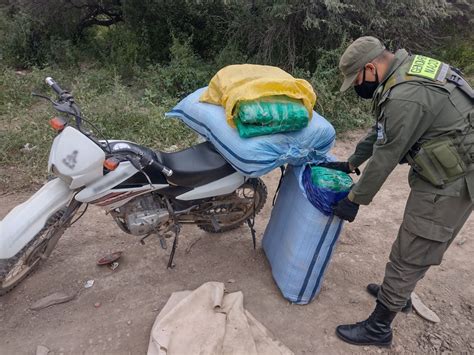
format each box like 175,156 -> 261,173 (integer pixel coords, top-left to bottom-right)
150,160 -> 173,177
114,147 -> 173,177
45,77 -> 65,95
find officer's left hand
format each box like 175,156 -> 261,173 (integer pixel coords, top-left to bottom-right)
333,197 -> 359,222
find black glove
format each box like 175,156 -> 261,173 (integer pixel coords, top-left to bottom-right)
318,161 -> 361,175
333,197 -> 359,222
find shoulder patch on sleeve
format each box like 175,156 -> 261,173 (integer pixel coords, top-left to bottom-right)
376,120 -> 387,145
407,55 -> 442,81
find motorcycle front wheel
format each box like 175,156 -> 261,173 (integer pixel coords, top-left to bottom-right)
0,203 -> 80,295
197,178 -> 267,233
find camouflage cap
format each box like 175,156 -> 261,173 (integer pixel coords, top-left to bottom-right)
339,36 -> 386,92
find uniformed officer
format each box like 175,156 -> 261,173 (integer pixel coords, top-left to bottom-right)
321,36 -> 473,347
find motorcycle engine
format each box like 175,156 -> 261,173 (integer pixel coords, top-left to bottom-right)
112,194 -> 170,236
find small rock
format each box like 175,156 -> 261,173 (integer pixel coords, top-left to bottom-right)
363,346 -> 369,351
227,279 -> 235,283
469,342 -> 474,349
31,293 -> 75,311
36,345 -> 50,355
456,239 -> 466,246
94,302 -> 101,308
451,310 -> 459,316
377,349 -> 382,354
84,280 -> 95,288
127,320 -> 132,325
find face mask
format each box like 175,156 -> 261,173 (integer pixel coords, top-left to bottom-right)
354,67 -> 379,99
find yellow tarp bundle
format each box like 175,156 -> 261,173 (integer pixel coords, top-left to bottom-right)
200,64 -> 317,127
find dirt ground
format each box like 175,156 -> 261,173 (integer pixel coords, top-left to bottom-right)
0,131 -> 473,355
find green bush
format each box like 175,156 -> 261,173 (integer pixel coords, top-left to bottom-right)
0,12 -> 47,68
138,38 -> 215,101
89,24 -> 142,78
435,38 -> 474,76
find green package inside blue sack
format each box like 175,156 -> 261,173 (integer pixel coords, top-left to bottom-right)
310,166 -> 353,192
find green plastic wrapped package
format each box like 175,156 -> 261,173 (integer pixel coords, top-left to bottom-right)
234,96 -> 309,138
310,166 -> 353,192
234,116 -> 308,138
302,166 -> 353,215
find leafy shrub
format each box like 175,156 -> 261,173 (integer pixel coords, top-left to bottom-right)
89,24 -> 142,78
0,12 -> 47,68
435,38 -> 474,76
139,38 -> 214,101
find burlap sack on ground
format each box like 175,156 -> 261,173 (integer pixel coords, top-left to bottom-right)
147,282 -> 293,355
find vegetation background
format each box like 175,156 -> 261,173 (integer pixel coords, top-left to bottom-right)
0,0 -> 472,187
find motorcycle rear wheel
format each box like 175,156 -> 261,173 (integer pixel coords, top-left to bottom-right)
197,178 -> 267,233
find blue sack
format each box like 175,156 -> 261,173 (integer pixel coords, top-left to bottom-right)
166,88 -> 335,177
262,165 -> 345,304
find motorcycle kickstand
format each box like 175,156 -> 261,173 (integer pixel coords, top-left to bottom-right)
167,226 -> 180,269
247,218 -> 257,250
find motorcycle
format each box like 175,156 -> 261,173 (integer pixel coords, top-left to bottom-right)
0,77 -> 267,295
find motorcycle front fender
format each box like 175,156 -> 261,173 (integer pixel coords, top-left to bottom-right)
0,178 -> 74,259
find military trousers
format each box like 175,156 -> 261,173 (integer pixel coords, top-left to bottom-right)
378,180 -> 473,312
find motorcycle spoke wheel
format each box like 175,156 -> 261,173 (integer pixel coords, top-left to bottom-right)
0,210 -> 65,295
197,178 -> 267,233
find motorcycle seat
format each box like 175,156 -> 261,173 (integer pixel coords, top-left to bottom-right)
156,142 -> 236,187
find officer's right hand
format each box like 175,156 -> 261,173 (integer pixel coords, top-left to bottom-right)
318,161 -> 361,175
333,197 -> 359,222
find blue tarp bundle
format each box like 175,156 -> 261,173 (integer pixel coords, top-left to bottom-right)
166,87 -> 336,177
262,165 -> 345,304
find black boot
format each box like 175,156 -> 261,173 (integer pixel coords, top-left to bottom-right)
367,283 -> 412,313
336,301 -> 397,347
